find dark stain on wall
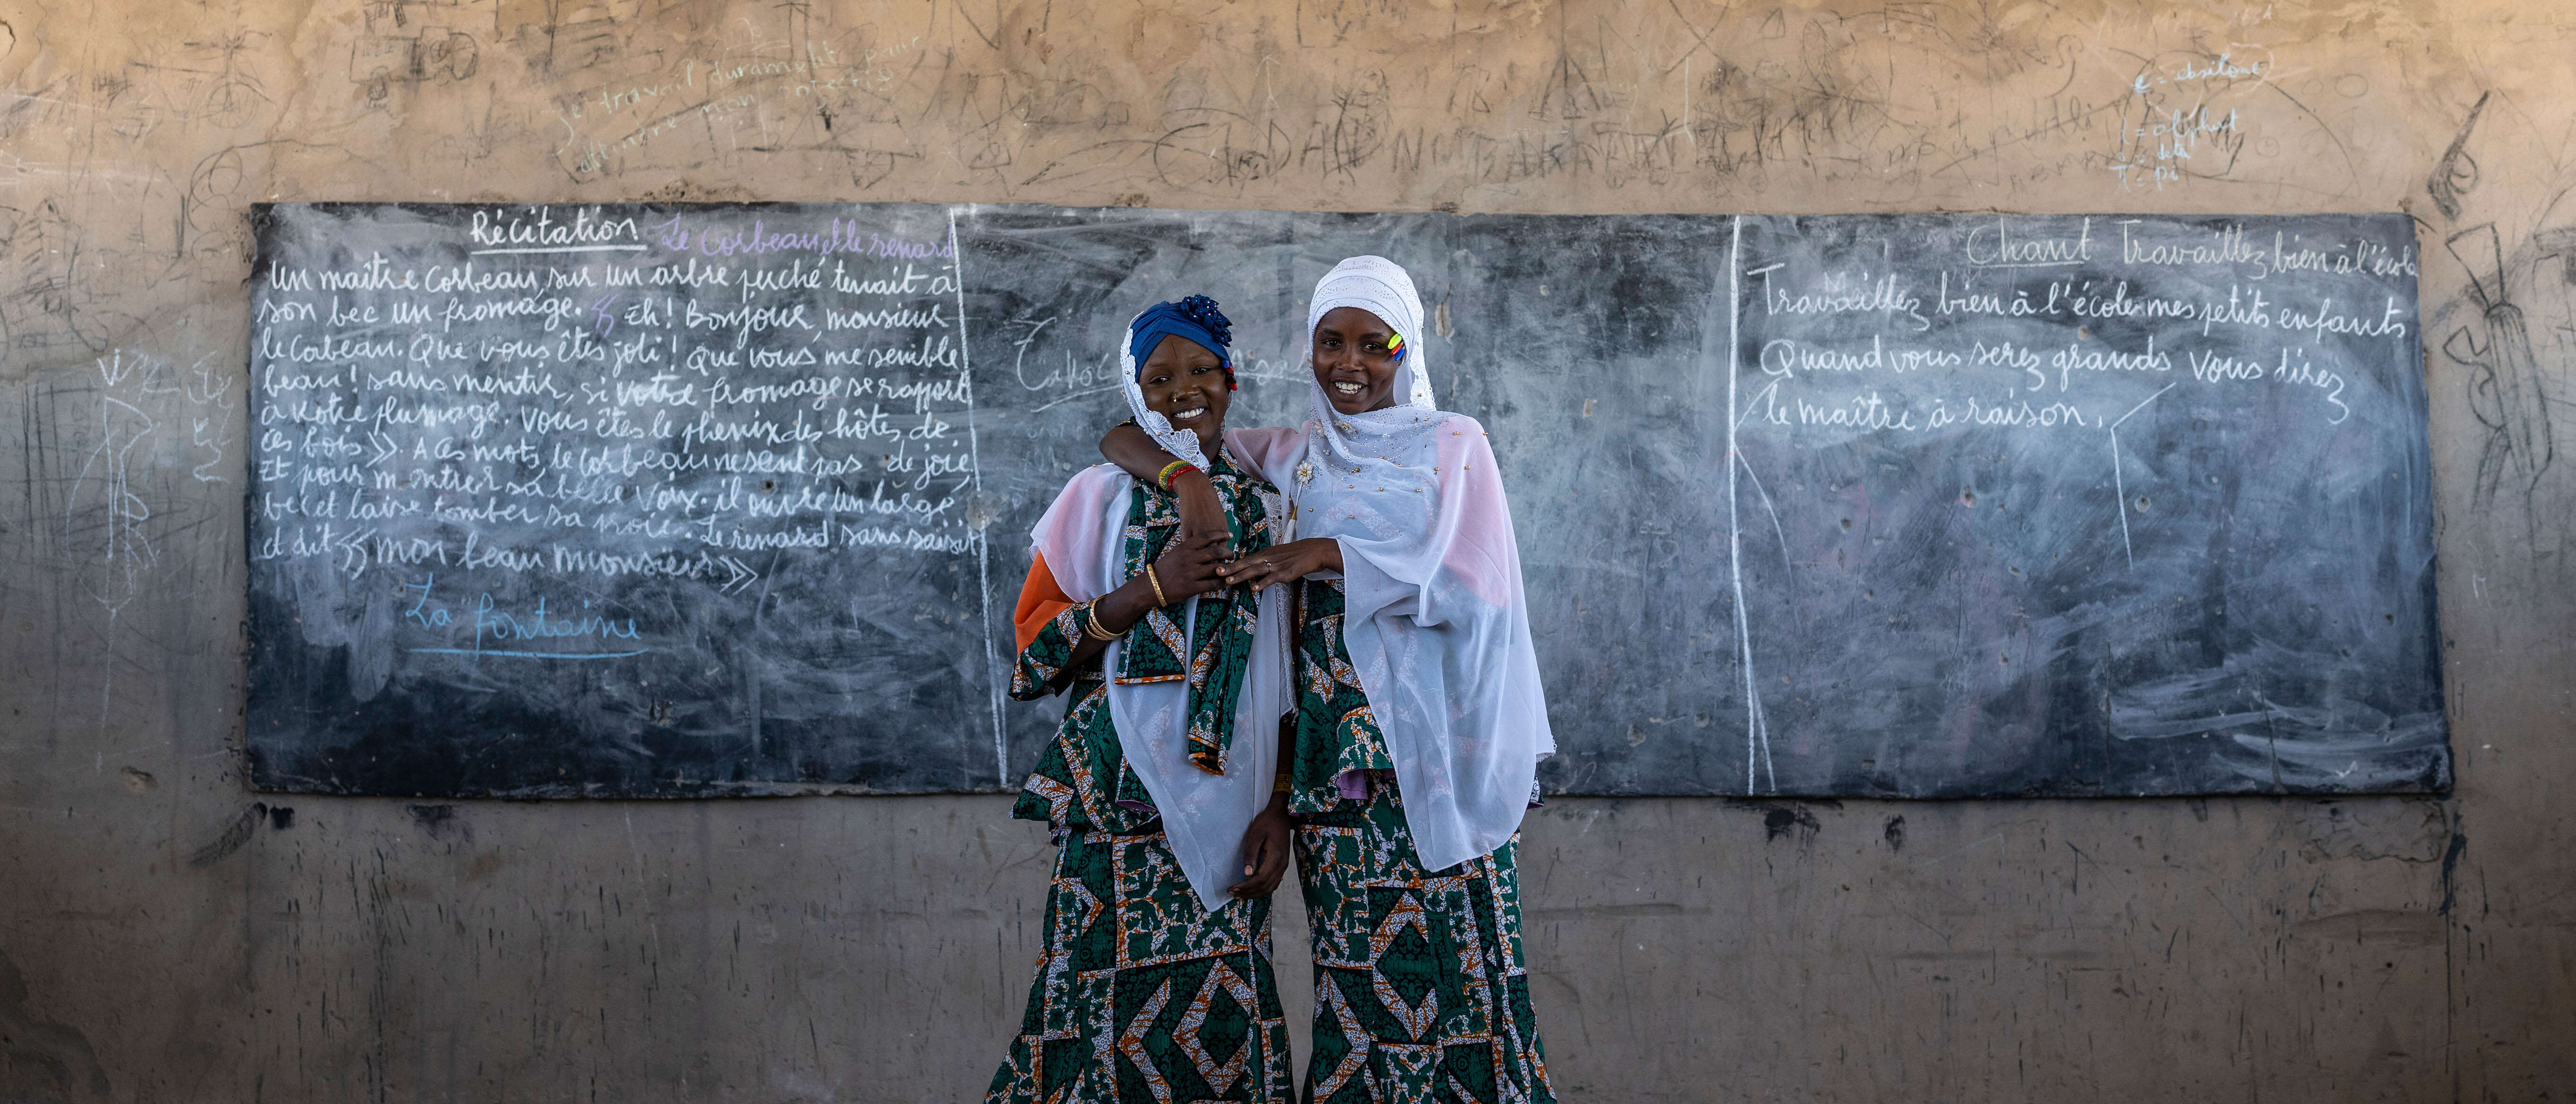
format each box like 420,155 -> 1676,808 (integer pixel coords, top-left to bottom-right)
0,951 -> 110,1101
186,804 -> 265,868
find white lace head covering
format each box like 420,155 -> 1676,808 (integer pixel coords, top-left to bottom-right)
1021,306 -> 1290,910
1288,256 -> 1554,873
1119,305 -> 1217,469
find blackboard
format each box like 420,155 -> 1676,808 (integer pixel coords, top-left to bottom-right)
1703,215 -> 2446,797
245,204 -> 2446,798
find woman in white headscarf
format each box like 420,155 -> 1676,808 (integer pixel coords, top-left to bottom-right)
1099,259 -> 1556,1104
989,296 -> 1301,1104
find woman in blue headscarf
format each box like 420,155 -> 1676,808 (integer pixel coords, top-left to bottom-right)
1097,261 -> 1556,1104
988,296 -> 1301,1104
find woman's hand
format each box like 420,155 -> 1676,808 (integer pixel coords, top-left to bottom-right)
1214,537 -> 1341,591
1228,802 -> 1293,899
1068,531 -> 1231,668
1171,469 -> 1234,558
1150,531 -> 1234,603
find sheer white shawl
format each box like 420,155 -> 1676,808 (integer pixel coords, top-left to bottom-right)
1248,256 -> 1555,873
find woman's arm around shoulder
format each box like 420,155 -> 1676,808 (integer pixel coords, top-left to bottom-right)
1100,423 -> 1232,551
1222,425 -> 1309,484
1099,422 -> 1179,483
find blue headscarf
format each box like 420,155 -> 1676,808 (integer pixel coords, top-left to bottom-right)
1128,295 -> 1234,386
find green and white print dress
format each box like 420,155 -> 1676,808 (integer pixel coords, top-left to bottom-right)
1283,577 -> 1555,1104
988,454 -> 1295,1104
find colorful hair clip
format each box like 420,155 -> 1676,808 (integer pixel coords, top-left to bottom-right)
1385,331 -> 1406,363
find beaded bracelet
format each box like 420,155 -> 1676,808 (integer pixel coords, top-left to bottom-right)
1156,459 -> 1198,490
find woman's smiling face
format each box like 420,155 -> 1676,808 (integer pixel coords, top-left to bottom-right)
1137,334 -> 1230,450
1311,306 -> 1402,414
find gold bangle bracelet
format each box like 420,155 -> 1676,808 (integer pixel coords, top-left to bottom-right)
1083,604 -> 1118,641
1146,564 -> 1169,607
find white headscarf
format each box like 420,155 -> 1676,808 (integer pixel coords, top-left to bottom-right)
1284,256 -> 1554,873
1022,308 -> 1292,910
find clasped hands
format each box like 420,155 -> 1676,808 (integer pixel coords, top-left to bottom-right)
1167,473 -> 1339,597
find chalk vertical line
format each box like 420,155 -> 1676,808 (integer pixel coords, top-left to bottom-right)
948,206 -> 1007,787
1732,449 -> 1784,793
1727,214 -> 1770,795
2106,382 -> 2174,572
1736,453 -> 1793,570
1753,686 -> 1776,791
2111,435 -> 2133,569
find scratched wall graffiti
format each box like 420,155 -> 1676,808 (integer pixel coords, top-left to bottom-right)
2416,85 -> 2576,564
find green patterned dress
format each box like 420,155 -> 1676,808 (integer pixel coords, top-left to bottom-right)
989,459 -> 1296,1104
1284,579 -> 1555,1104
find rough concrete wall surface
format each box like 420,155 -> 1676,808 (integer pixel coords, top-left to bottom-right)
0,1 -> 2568,1100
